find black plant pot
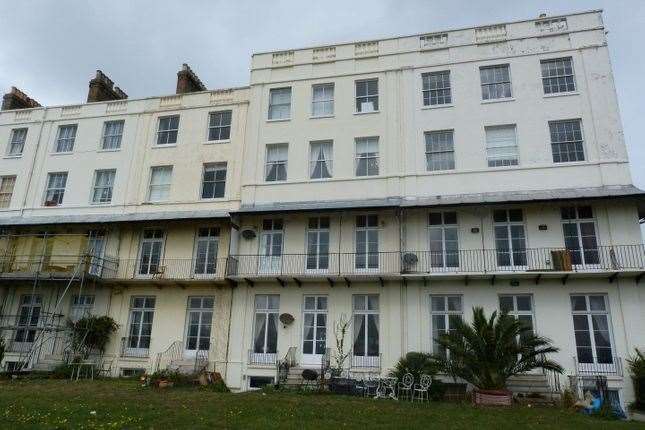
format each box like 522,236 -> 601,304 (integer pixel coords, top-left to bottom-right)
329,377 -> 354,395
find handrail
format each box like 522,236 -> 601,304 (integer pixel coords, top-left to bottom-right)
154,340 -> 182,372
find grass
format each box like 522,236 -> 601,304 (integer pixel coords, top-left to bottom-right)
0,379 -> 643,429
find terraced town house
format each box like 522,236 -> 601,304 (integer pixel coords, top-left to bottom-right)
0,10 -> 644,405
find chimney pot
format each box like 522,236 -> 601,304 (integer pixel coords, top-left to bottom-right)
87,70 -> 128,103
1,87 -> 41,111
176,63 -> 207,94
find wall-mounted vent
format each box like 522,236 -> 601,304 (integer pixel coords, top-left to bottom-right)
475,24 -> 507,44
420,33 -> 448,50
272,51 -> 294,67
355,41 -> 379,58
535,17 -> 568,34
313,46 -> 336,62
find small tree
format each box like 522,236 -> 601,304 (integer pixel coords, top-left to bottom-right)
332,314 -> 351,375
436,307 -> 563,391
627,348 -> 645,411
68,316 -> 118,357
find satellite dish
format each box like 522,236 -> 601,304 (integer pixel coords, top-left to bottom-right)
241,229 -> 256,240
402,252 -> 418,266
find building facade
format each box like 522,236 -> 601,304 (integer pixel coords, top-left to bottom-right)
1,10 -> 644,404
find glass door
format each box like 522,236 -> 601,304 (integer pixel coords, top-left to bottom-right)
301,296 -> 327,366
259,220 -> 283,274
184,297 -> 214,358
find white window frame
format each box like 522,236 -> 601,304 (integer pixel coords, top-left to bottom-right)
207,111 -> 232,142
252,294 -> 280,356
268,87 -> 292,120
125,296 -> 155,353
147,166 -> 172,202
430,295 -> 463,357
265,143 -> 288,182
422,71 -> 452,106
355,79 -> 379,113
7,128 -> 27,156
0,175 -> 16,209
311,83 -> 334,117
485,125 -> 518,168
43,172 -> 68,206
259,219 -> 283,274
428,211 -> 459,269
156,115 -> 180,146
480,64 -> 512,100
137,229 -> 165,277
549,119 -> 585,163
101,120 -> 124,150
309,140 -> 333,179
355,214 -> 379,270
201,163 -> 227,199
541,57 -> 576,94
570,294 -> 616,370
354,137 -> 379,177
193,227 -> 220,276
54,124 -> 77,153
184,296 -> 215,354
425,130 -> 455,171
69,295 -> 95,322
561,206 -> 600,267
352,294 -> 380,365
493,209 -> 527,268
306,217 -> 330,272
499,294 -> 535,332
302,295 -> 328,361
91,169 -> 116,205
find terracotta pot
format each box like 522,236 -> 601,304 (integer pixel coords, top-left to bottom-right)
473,389 -> 512,406
157,380 -> 174,388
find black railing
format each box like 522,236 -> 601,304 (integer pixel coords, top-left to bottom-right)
248,349 -> 278,366
111,258 -> 229,280
574,355 -> 623,376
120,336 -> 151,358
0,254 -> 118,279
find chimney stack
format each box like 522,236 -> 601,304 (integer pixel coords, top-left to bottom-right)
1,87 -> 41,111
87,70 -> 128,103
176,63 -> 206,94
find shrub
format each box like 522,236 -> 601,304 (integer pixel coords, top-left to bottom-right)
68,316 -> 118,356
561,389 -> 576,409
147,369 -> 192,387
51,363 -> 75,379
389,352 -> 440,383
436,307 -> 563,391
428,379 -> 446,401
302,369 -> 318,381
627,348 -> 645,411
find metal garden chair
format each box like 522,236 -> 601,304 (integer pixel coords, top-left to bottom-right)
413,374 -> 431,402
398,373 -> 414,400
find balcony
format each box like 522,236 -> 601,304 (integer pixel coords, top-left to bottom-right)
574,355 -> 623,377
248,349 -> 278,366
226,245 -> 645,280
120,336 -> 151,359
108,258 -> 229,282
227,252 -> 401,279
0,254 -> 118,281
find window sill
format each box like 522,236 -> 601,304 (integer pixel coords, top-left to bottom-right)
481,97 -> 515,105
421,104 -> 454,111
97,148 -> 121,153
309,177 -> 333,181
41,204 -> 63,208
310,114 -> 335,119
2,154 -> 23,159
200,197 -> 226,201
266,118 -> 291,123
142,200 -> 169,204
204,139 -> 230,145
353,110 -> 380,116
89,202 -> 113,206
152,144 -> 178,149
50,151 -> 74,156
543,91 -> 579,99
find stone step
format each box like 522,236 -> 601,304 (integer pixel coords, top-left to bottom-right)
507,374 -> 549,382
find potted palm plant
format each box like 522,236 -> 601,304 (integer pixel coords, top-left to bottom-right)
435,307 -> 563,406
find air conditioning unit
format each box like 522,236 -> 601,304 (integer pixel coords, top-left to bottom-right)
241,228 -> 257,240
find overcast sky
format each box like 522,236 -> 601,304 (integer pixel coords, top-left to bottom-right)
0,0 -> 643,192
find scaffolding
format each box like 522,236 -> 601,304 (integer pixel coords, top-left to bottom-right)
0,232 -> 102,372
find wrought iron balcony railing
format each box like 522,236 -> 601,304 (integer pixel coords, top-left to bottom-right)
120,336 -> 152,358
227,245 -> 645,278
248,349 -> 278,366
574,355 -> 623,376
0,254 -> 119,279
110,257 -> 229,281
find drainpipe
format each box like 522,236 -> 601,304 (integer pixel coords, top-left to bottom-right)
19,108 -> 49,216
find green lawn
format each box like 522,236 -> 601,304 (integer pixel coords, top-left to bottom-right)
0,379 -> 643,429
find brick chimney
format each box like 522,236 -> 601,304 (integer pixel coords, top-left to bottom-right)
176,63 -> 206,94
87,70 -> 128,103
1,87 -> 41,110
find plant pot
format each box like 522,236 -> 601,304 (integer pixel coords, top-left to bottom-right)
473,389 -> 512,406
157,380 -> 174,388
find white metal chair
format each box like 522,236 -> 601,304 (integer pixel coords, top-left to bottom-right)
398,373 -> 414,400
375,377 -> 398,400
413,374 -> 432,402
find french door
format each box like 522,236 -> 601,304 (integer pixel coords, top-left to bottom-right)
14,295 -> 42,348
302,296 -> 327,366
259,220 -> 283,274
193,228 -> 219,277
306,217 -> 330,272
184,297 -> 214,358
87,230 -> 106,276
137,229 -> 164,276
561,207 -> 599,266
126,297 -> 155,355
493,209 -> 527,268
